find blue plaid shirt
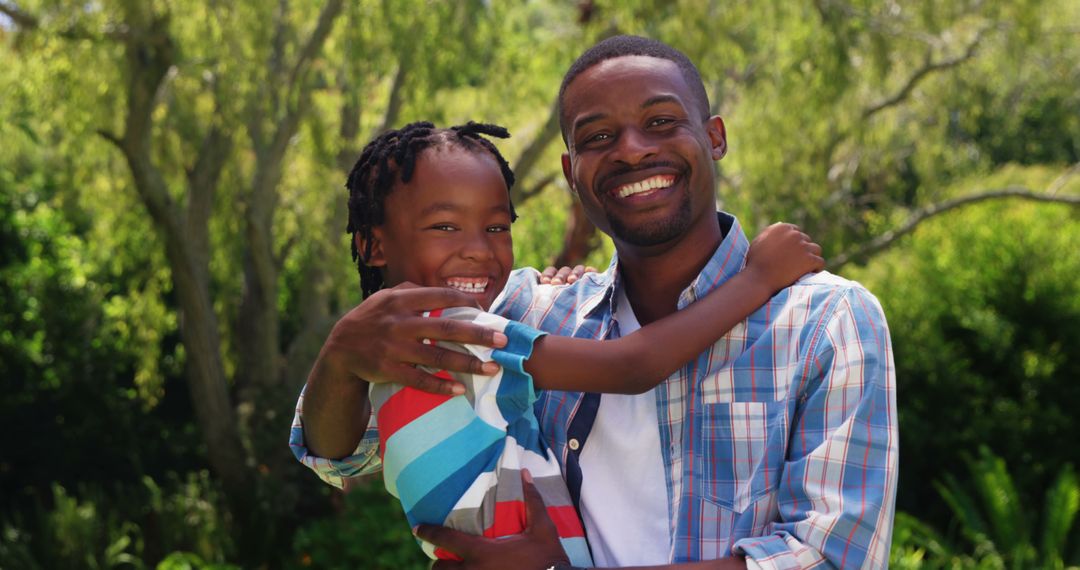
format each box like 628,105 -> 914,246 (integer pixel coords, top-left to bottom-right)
292,213 -> 898,569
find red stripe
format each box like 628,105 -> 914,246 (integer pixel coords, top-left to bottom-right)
546,505 -> 586,538
434,547 -> 462,561
477,502 -> 586,540
377,381 -> 454,453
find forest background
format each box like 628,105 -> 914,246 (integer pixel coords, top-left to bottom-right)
2,0 -> 1079,568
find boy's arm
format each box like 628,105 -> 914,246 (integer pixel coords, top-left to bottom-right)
526,223 -> 822,394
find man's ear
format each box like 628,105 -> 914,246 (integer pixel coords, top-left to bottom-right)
705,116 -> 727,161
561,153 -> 577,194
355,231 -> 387,268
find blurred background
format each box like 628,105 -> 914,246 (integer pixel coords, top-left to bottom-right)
2,0 -> 1078,568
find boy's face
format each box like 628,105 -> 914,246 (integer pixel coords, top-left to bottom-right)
363,147 -> 514,310
559,56 -> 726,252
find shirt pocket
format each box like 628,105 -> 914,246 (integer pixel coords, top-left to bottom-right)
697,400 -> 788,513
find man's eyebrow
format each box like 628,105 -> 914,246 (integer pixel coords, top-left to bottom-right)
572,112 -> 606,134
642,94 -> 681,109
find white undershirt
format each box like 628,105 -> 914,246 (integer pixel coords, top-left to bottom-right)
577,287 -> 671,567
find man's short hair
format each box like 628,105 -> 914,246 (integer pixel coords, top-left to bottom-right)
558,35 -> 712,140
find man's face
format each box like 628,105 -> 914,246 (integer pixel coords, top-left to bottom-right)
560,56 -> 726,251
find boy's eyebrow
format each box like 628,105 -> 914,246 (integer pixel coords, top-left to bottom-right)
419,202 -> 511,217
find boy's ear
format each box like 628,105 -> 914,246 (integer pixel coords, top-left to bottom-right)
705,115 -> 728,161
561,153 -> 577,194
355,231 -> 387,268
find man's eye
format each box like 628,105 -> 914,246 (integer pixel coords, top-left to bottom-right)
583,132 -> 610,145
649,117 -> 674,127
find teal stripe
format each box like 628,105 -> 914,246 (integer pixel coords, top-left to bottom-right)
382,396 -> 475,496
559,537 -> 594,567
396,418 -> 506,514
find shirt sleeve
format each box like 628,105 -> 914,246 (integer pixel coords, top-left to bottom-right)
733,286 -> 899,570
289,385 -> 383,490
288,306 -> 547,490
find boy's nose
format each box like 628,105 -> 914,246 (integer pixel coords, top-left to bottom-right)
461,233 -> 495,261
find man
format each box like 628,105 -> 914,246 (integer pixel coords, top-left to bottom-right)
295,36 -> 897,569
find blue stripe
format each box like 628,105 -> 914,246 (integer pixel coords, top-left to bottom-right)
396,418 -> 505,514
404,437 -> 504,526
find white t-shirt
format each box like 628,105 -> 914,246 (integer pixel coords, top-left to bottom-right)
577,287 -> 671,566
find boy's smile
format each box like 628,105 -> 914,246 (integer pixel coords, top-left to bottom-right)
362,147 -> 514,310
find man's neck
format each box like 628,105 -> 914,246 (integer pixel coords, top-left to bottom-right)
616,214 -> 725,325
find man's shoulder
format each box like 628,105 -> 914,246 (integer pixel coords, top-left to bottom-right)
785,271 -> 888,324
494,266 -> 615,325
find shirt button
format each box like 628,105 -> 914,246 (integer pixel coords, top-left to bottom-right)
568,438 -> 580,451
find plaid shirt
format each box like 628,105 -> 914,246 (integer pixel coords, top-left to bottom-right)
291,213 -> 898,569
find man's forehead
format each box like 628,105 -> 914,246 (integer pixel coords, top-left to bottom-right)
563,56 -> 690,114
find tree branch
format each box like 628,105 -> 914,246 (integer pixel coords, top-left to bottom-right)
827,187 -> 1080,270
0,0 -> 128,40
510,101 -> 561,205
862,26 -> 991,120
376,64 -> 408,135
284,0 -> 344,97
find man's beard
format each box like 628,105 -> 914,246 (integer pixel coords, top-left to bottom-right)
606,192 -> 692,247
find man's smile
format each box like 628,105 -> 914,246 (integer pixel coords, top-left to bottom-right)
613,174 -> 677,199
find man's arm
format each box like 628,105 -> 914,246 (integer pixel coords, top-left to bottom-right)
299,284 -> 506,460
732,285 -> 898,569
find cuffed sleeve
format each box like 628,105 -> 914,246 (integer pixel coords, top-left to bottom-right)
289,385 -> 382,489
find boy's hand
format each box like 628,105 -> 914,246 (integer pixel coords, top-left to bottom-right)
320,283 -> 508,395
539,264 -> 597,285
745,223 -> 824,294
418,470 -> 570,570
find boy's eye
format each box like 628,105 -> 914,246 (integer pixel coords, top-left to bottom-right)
430,224 -> 457,231
487,225 -> 511,233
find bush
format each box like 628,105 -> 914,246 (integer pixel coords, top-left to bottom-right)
289,477 -> 428,570
848,166 -> 1080,525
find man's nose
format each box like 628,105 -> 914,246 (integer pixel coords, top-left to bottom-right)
611,127 -> 657,165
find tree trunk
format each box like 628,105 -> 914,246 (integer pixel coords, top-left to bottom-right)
553,197 -> 598,267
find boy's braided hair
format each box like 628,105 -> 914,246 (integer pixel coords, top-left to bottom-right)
345,121 -> 517,298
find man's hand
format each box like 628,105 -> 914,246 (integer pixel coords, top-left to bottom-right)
301,283 -> 509,459
539,264 -> 597,285
417,470 -> 571,570
322,283 -> 509,394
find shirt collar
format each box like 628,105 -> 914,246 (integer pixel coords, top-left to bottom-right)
580,212 -> 749,320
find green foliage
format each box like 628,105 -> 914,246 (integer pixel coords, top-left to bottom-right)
289,478 -> 428,570
847,165 -> 1080,525
0,474 -> 234,570
891,449 -> 1080,569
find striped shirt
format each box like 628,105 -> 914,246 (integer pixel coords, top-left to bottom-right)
291,308 -> 591,566
292,213 -> 898,569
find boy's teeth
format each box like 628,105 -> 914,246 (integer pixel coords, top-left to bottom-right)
616,175 -> 675,198
447,278 -> 488,293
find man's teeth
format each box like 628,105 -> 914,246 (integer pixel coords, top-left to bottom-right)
447,278 -> 488,293
616,175 -> 676,198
